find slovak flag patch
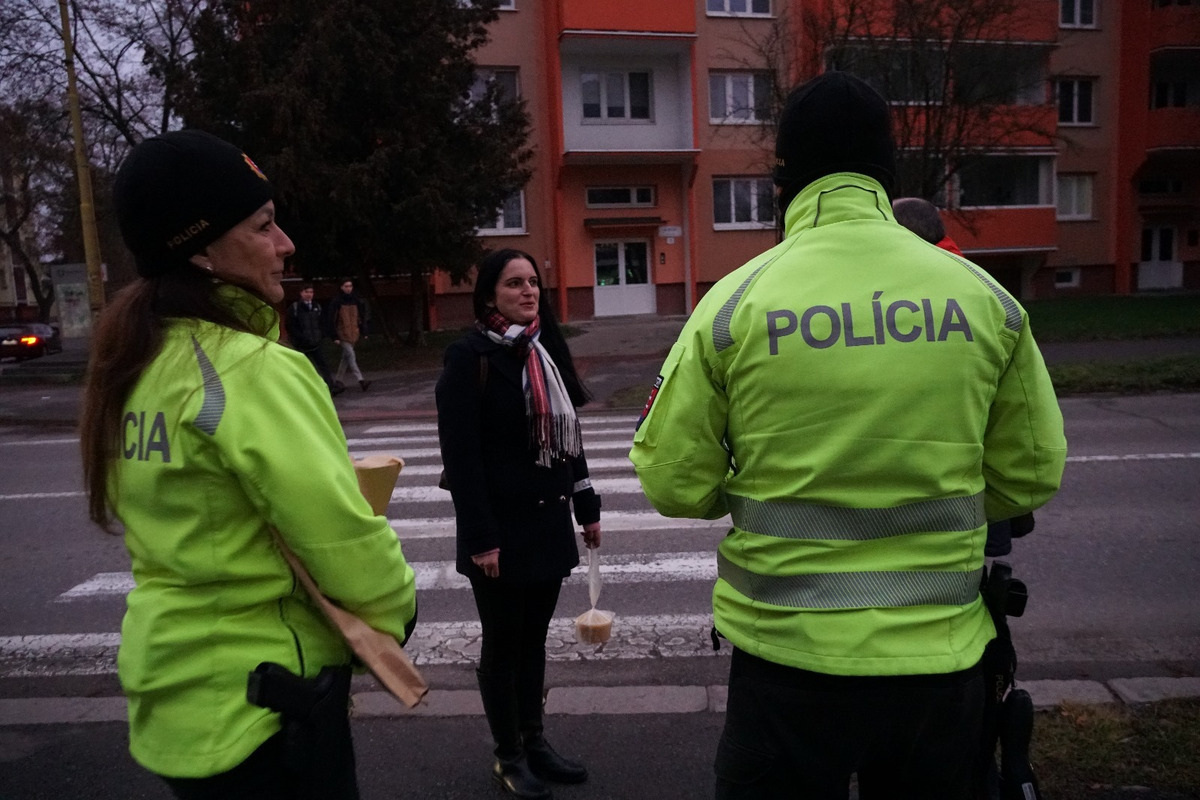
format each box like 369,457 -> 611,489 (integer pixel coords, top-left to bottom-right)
635,374 -> 664,431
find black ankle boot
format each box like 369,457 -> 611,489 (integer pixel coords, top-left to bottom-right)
492,756 -> 551,799
524,734 -> 588,784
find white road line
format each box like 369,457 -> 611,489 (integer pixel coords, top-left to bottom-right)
0,613 -> 721,678
5,452 -> 1199,503
1066,452 -> 1200,462
390,510 -> 729,539
57,552 -> 718,601
0,437 -> 79,447
391,476 -> 643,504
363,418 -> 636,436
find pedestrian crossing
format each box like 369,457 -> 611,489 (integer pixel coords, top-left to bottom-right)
2,414 -> 732,679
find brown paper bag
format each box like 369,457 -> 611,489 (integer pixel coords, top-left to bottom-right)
269,453 -> 428,708
352,454 -> 404,515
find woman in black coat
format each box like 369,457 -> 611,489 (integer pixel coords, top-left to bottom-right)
436,248 -> 602,799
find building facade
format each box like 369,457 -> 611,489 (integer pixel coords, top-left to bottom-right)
427,0 -> 1199,328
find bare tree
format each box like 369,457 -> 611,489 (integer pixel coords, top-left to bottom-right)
721,0 -> 1058,209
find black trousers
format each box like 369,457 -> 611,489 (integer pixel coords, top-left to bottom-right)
469,575 -> 562,679
715,648 -> 984,800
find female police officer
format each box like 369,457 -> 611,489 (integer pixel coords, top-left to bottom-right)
80,130 -> 417,799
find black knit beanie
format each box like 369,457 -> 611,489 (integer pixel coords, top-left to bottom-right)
773,71 -> 896,213
113,129 -> 274,278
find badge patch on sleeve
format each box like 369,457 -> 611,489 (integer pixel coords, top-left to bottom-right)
635,374 -> 664,431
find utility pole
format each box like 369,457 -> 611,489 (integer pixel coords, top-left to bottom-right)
57,0 -> 105,314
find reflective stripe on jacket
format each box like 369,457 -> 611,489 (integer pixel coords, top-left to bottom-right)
630,173 -> 1067,677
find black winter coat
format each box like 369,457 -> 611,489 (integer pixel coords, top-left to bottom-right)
435,331 -> 601,583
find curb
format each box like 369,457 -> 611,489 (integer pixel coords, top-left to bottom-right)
4,678 -> 1199,726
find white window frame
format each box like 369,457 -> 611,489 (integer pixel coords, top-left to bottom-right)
709,71 -> 772,124
1054,268 -> 1081,289
706,0 -> 771,17
1056,174 -> 1094,220
1060,0 -> 1097,28
1056,78 -> 1095,125
478,191 -> 526,236
581,71 -> 653,123
954,155 -> 1054,209
712,177 -> 776,230
585,186 -> 656,208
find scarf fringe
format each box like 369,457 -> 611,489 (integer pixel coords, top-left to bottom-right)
530,413 -> 584,468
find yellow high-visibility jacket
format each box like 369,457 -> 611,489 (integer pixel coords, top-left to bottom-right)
112,286 -> 417,777
630,173 -> 1067,677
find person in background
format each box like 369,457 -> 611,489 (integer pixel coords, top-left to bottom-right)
436,248 -> 601,800
79,129 -> 418,800
286,283 -> 343,396
892,195 -> 965,256
629,72 -> 1067,799
327,278 -> 371,391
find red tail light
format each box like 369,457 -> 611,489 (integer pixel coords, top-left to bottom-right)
19,336 -> 39,346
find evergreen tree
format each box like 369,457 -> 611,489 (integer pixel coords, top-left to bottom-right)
180,0 -> 532,339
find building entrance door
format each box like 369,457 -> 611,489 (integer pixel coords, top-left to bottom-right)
1138,225 -> 1182,289
593,240 -> 656,317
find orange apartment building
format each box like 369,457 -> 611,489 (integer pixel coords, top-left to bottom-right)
422,0 -> 1200,328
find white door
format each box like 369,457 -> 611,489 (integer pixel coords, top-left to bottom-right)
593,240 -> 657,317
1138,225 -> 1183,290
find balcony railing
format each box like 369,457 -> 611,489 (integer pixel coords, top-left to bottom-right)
1146,106 -> 1200,152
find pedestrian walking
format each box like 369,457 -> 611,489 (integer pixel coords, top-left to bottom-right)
327,278 -> 371,391
79,129 -> 418,799
436,248 -> 601,799
285,283 -> 342,395
629,72 -> 1067,799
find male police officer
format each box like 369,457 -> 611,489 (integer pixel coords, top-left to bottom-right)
629,72 -> 1067,799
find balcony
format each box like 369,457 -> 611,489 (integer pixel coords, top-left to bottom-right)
560,37 -> 695,157
945,207 -> 1057,254
559,0 -> 695,34
1149,6 -> 1200,50
1145,107 -> 1200,153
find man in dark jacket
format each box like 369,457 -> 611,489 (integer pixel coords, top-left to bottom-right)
285,284 -> 342,395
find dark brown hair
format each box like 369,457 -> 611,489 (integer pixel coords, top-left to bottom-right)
473,248 -> 590,407
80,270 -> 275,529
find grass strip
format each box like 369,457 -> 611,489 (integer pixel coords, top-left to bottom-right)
1034,699 -> 1200,799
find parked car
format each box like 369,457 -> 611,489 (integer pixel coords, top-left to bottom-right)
0,323 -> 63,361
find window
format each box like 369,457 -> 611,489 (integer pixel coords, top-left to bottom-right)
1056,78 -> 1094,124
478,191 -> 525,235
956,155 -> 1052,207
581,71 -> 652,121
713,177 -> 776,228
707,0 -> 771,16
1056,174 -> 1093,219
469,68 -> 519,106
586,186 -> 655,208
1138,177 -> 1184,194
827,46 -> 946,104
1060,0 -> 1096,27
709,72 -> 772,123
1054,268 -> 1081,288
1151,81 -> 1188,109
952,44 -> 1047,106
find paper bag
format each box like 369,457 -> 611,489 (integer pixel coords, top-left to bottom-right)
270,453 -> 428,708
352,454 -> 404,515
574,547 -> 614,644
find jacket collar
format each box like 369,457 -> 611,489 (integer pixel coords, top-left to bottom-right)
215,282 -> 281,342
781,172 -> 894,238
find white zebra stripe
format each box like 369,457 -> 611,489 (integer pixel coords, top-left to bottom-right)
56,551 -> 718,601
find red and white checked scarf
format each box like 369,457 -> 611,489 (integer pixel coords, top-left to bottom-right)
480,311 -> 583,467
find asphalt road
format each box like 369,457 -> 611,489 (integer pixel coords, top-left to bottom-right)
1,386 -> 1198,798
